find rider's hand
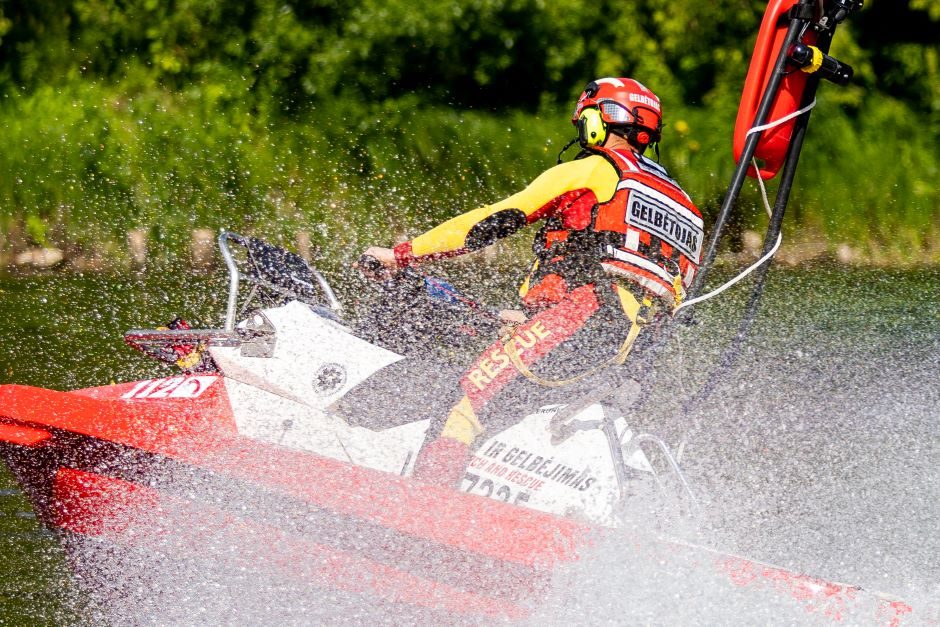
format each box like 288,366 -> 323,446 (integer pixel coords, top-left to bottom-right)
497,309 -> 527,337
362,247 -> 397,269
355,246 -> 399,281
498,309 -> 527,324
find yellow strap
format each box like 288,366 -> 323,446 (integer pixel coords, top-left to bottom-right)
175,344 -> 205,370
440,396 -> 484,444
156,324 -> 204,369
503,288 -> 652,388
801,45 -> 824,74
672,272 -> 684,310
518,259 -> 538,298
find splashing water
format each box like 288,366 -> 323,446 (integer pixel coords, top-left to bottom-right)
0,265 -> 937,625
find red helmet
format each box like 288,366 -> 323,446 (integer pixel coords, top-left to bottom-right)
571,78 -> 663,147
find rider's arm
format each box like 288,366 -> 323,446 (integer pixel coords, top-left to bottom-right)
393,154 -> 618,266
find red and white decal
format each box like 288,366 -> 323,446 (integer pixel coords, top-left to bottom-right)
121,376 -> 218,400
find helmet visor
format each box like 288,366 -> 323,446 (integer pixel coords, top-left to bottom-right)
598,100 -> 635,125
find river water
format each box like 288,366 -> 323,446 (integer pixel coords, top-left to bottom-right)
0,264 -> 937,624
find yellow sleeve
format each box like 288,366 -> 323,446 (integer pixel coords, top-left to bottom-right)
405,154 -> 618,259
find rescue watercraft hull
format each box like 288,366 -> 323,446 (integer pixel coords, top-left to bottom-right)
0,380 -> 919,624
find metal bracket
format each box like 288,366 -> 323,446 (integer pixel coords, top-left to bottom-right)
549,379 -> 641,445
239,310 -> 276,358
625,433 -> 700,518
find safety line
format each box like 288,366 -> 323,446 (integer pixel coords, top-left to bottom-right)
673,99 -> 816,313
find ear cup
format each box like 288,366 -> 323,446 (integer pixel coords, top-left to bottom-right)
578,108 -> 607,146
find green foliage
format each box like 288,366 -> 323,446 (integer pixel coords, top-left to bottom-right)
0,0 -> 937,266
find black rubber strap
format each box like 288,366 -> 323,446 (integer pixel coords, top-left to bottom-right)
788,4 -> 817,21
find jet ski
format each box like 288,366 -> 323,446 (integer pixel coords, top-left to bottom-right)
0,1 -> 928,621
0,231 -> 922,623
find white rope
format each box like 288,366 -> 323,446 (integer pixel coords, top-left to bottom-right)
675,161 -> 781,311
673,99 -> 816,313
743,99 -> 817,138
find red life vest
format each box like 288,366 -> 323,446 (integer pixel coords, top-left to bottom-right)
525,147 -> 703,305
590,146 -> 704,301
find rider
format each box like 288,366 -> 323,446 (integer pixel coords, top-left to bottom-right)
361,78 -> 704,488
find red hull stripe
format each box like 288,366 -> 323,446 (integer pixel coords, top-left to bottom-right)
0,421 -> 51,446
13,431 -> 547,602
0,381 -> 235,456
0,384 -> 586,568
52,468 -> 528,620
716,555 -> 914,624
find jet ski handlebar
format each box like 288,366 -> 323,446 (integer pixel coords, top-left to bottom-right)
220,231 -> 342,331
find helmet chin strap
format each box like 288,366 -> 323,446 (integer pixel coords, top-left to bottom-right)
557,129 -> 661,164
609,127 -> 662,162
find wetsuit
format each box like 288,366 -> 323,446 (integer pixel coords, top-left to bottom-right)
397,146 -> 704,486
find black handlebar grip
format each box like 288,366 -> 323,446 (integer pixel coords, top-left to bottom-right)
357,254 -> 384,274
789,43 -> 854,86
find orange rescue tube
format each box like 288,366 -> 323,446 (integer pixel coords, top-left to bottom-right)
734,0 -> 819,180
